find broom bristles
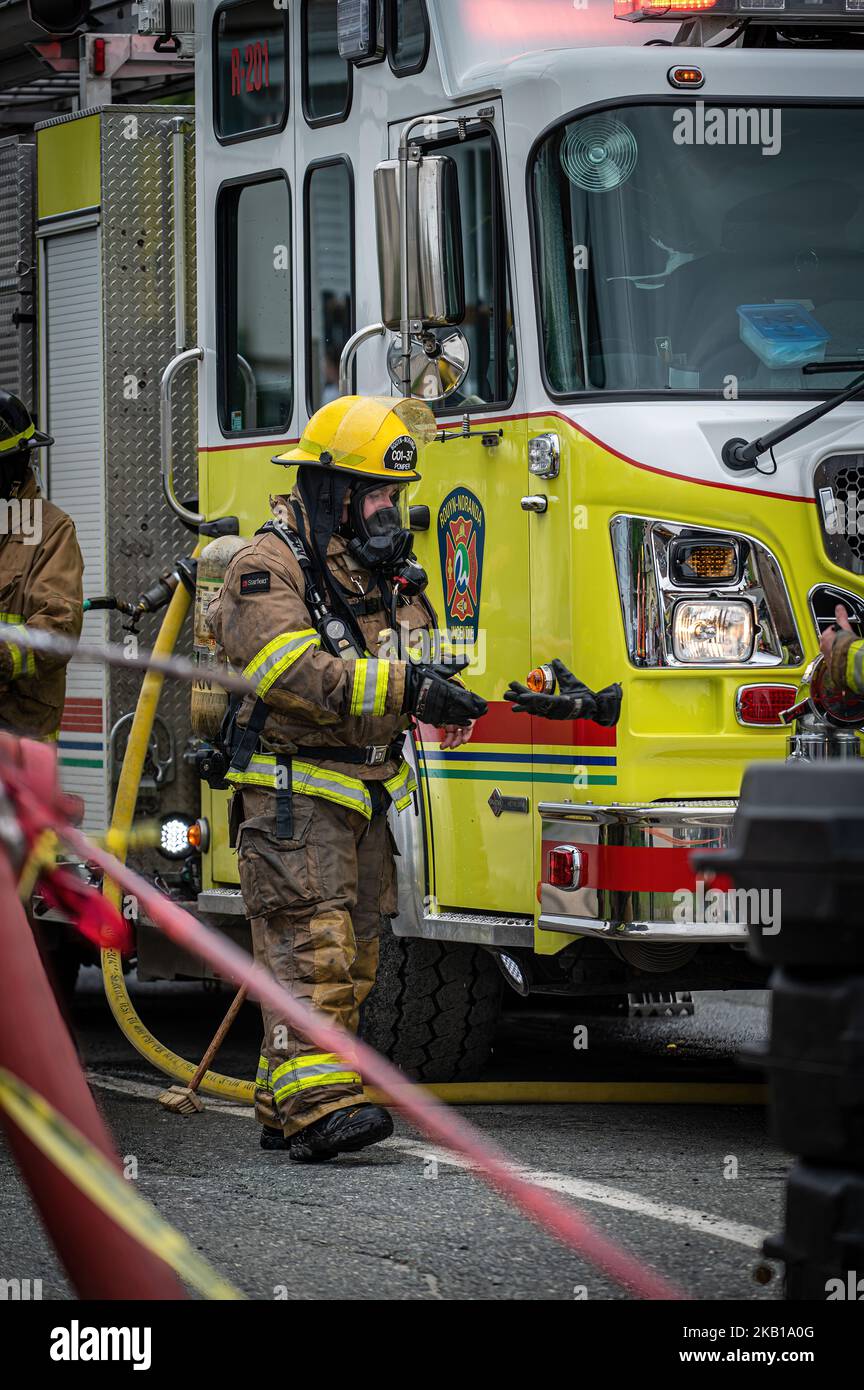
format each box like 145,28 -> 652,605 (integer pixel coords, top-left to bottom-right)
158,1084 -> 204,1114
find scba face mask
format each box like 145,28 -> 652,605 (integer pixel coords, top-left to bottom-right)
347,480 -> 414,572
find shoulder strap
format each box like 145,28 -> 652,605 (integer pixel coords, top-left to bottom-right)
257,517 -> 313,575
225,695 -> 270,774
287,501 -> 372,660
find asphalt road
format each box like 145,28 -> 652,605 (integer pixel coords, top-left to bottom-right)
0,973 -> 787,1301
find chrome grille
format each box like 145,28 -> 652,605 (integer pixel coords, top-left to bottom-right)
814,455 -> 864,576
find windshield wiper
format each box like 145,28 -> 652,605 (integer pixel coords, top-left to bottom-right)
721,360 -> 864,473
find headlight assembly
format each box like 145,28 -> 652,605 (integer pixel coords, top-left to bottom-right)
671,599 -> 755,664
610,516 -> 802,668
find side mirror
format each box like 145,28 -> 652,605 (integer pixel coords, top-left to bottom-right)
374,155 -> 465,331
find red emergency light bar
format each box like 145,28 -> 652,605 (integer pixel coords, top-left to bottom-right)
616,0 -> 864,18
615,0 -> 716,12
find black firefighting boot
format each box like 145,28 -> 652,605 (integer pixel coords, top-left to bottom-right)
288,1103 -> 394,1163
259,1125 -> 290,1152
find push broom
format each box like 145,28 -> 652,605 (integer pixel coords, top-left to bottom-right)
158,984 -> 248,1115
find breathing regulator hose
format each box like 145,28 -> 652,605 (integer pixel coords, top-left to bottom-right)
100,541 -> 255,1103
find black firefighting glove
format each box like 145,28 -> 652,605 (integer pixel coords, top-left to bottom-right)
503,658 -> 622,727
403,661 -> 488,726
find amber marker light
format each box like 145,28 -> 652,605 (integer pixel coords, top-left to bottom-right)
187,819 -> 210,853
668,65 -> 705,89
527,665 -> 556,694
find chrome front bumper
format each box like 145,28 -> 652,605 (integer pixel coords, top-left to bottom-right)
539,800 -> 746,943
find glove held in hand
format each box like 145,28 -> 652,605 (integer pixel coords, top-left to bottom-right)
503,659 -> 622,727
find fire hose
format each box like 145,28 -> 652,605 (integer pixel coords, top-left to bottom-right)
0,730 -> 680,1299
99,544 -> 256,1103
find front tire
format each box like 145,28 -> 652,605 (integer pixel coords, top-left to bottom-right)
362,926 -> 502,1082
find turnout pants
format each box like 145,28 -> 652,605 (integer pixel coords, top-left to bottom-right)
234,784 -> 397,1137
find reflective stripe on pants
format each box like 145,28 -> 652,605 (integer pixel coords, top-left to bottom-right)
240,788 -> 396,1137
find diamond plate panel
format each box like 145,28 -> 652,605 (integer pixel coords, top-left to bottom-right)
100,107 -> 199,825
0,137 -> 36,405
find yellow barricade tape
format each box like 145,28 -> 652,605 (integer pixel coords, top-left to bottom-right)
17,829 -> 58,901
0,1068 -> 245,1301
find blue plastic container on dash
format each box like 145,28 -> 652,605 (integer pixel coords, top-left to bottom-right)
737,302 -> 830,369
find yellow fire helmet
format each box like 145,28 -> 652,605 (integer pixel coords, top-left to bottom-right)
273,394 -> 437,482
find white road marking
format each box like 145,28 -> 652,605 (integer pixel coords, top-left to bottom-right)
379,1138 -> 770,1251
88,1069 -> 770,1251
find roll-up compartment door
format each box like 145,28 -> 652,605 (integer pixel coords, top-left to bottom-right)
43,226 -> 108,836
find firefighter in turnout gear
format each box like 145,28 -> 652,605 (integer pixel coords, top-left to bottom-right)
207,396 -> 487,1161
821,603 -> 864,696
0,389 -> 83,741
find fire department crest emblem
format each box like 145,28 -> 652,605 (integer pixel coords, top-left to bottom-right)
437,488 -> 486,642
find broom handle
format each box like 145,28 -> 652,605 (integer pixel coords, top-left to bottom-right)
189,985 -> 248,1093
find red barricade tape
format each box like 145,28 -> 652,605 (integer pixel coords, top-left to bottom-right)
2,737 -> 683,1300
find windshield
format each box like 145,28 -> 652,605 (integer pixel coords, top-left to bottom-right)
530,103 -> 864,396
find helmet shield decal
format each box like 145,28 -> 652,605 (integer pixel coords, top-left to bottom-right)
382,435 -> 418,473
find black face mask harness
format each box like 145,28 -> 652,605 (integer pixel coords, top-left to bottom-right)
345,483 -> 414,574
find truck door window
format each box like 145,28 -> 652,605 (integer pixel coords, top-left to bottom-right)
427,130 -> 516,410
303,0 -> 352,126
305,160 -> 355,412
213,0 -> 289,144
217,174 -> 294,436
388,0 -> 429,77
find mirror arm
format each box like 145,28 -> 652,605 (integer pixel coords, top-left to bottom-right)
436,413 -> 503,448
339,322 -> 386,396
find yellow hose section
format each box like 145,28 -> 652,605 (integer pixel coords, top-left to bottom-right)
367,1082 -> 768,1106
100,545 -> 255,1104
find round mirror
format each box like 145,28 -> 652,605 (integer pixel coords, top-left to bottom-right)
387,328 -> 470,403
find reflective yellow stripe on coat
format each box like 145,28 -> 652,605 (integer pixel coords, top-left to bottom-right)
384,759 -> 416,812
349,659 -> 391,717
243,629 -> 320,696
845,638 -> 864,695
0,617 -> 36,679
226,755 -> 417,820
